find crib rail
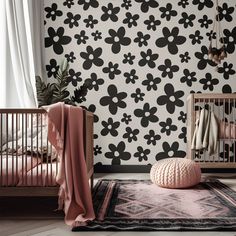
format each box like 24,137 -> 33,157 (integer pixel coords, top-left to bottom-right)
0,108 -> 59,188
187,93 -> 236,168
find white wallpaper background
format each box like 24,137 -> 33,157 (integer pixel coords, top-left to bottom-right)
44,0 -> 236,168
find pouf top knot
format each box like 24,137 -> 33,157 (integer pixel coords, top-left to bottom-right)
150,158 -> 201,189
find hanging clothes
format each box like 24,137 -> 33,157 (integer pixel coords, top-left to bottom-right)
191,108 -> 218,156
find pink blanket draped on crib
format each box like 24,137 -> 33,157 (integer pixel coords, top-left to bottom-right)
43,102 -> 95,227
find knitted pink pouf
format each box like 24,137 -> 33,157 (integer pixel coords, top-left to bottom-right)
150,158 -> 201,189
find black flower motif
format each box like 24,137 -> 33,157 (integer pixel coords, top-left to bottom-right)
103,62 -> 121,80
198,15 -> 213,28
45,27 -> 72,55
135,0 -> 159,13
217,3 -> 234,22
155,142 -> 186,161
100,85 -> 127,115
63,0 -> 74,8
178,0 -> 189,8
214,85 -> 236,115
74,30 -> 88,45
94,145 -> 102,156
46,59 -> 59,78
101,3 -> 120,22
67,69 -> 82,87
123,12 -> 139,28
144,130 -> 160,145
179,52 -> 191,63
144,15 -> 161,31
65,51 -> 76,63
157,83 -> 184,114
179,12 -> 195,28
218,62 -> 235,80
189,30 -> 203,45
64,12 -> 80,28
195,45 -> 216,70
91,30 -> 102,41
206,30 -> 216,41
121,0 -> 132,10
121,113 -> 132,124
180,69 -> 197,87
156,27 -> 186,55
105,27 -> 131,54
134,103 -> 158,127
222,27 -> 236,54
159,3 -> 177,21
199,73 -> 219,91
85,73 -> 104,91
131,88 -> 145,103
123,127 -> 139,143
134,32 -> 150,47
179,127 -> 187,143
139,49 -> 158,68
159,118 -> 177,136
84,15 -> 98,28
101,117 -> 120,136
193,0 -> 213,10
142,73 -> 161,91
45,3 -> 63,21
158,59 -> 179,79
78,0 -> 99,10
178,111 -> 187,123
134,146 -> 150,162
80,46 -> 104,70
123,53 -> 135,64
105,141 -> 131,165
124,69 -> 139,84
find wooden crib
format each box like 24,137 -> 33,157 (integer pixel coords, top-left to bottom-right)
187,93 -> 236,169
0,108 -> 94,196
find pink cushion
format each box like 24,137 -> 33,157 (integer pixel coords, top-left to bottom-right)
150,158 -> 201,189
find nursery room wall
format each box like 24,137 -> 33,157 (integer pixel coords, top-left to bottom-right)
44,0 -> 236,172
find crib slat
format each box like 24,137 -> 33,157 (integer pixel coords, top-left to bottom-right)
16,113 -> 18,185
41,113 -> 43,186
0,113 -> 2,186
25,113 -> 28,186
46,129 -> 49,187
31,113 -> 33,186
12,114 -> 14,185
234,99 -> 236,163
6,113 -> 8,186
36,114 -> 39,186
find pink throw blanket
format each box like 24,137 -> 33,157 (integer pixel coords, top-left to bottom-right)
43,102 -> 95,227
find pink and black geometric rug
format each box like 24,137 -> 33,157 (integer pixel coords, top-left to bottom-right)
73,179 -> 236,231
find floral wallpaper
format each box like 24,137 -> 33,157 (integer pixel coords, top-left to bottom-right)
44,0 -> 236,170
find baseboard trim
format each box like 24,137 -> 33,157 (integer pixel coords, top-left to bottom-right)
94,164 -> 236,173
94,165 -> 151,173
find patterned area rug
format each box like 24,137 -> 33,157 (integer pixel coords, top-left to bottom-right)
73,179 -> 236,231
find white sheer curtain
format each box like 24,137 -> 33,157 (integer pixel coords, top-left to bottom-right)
0,0 -> 44,108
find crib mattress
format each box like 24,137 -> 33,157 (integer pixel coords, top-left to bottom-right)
0,155 -> 58,186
